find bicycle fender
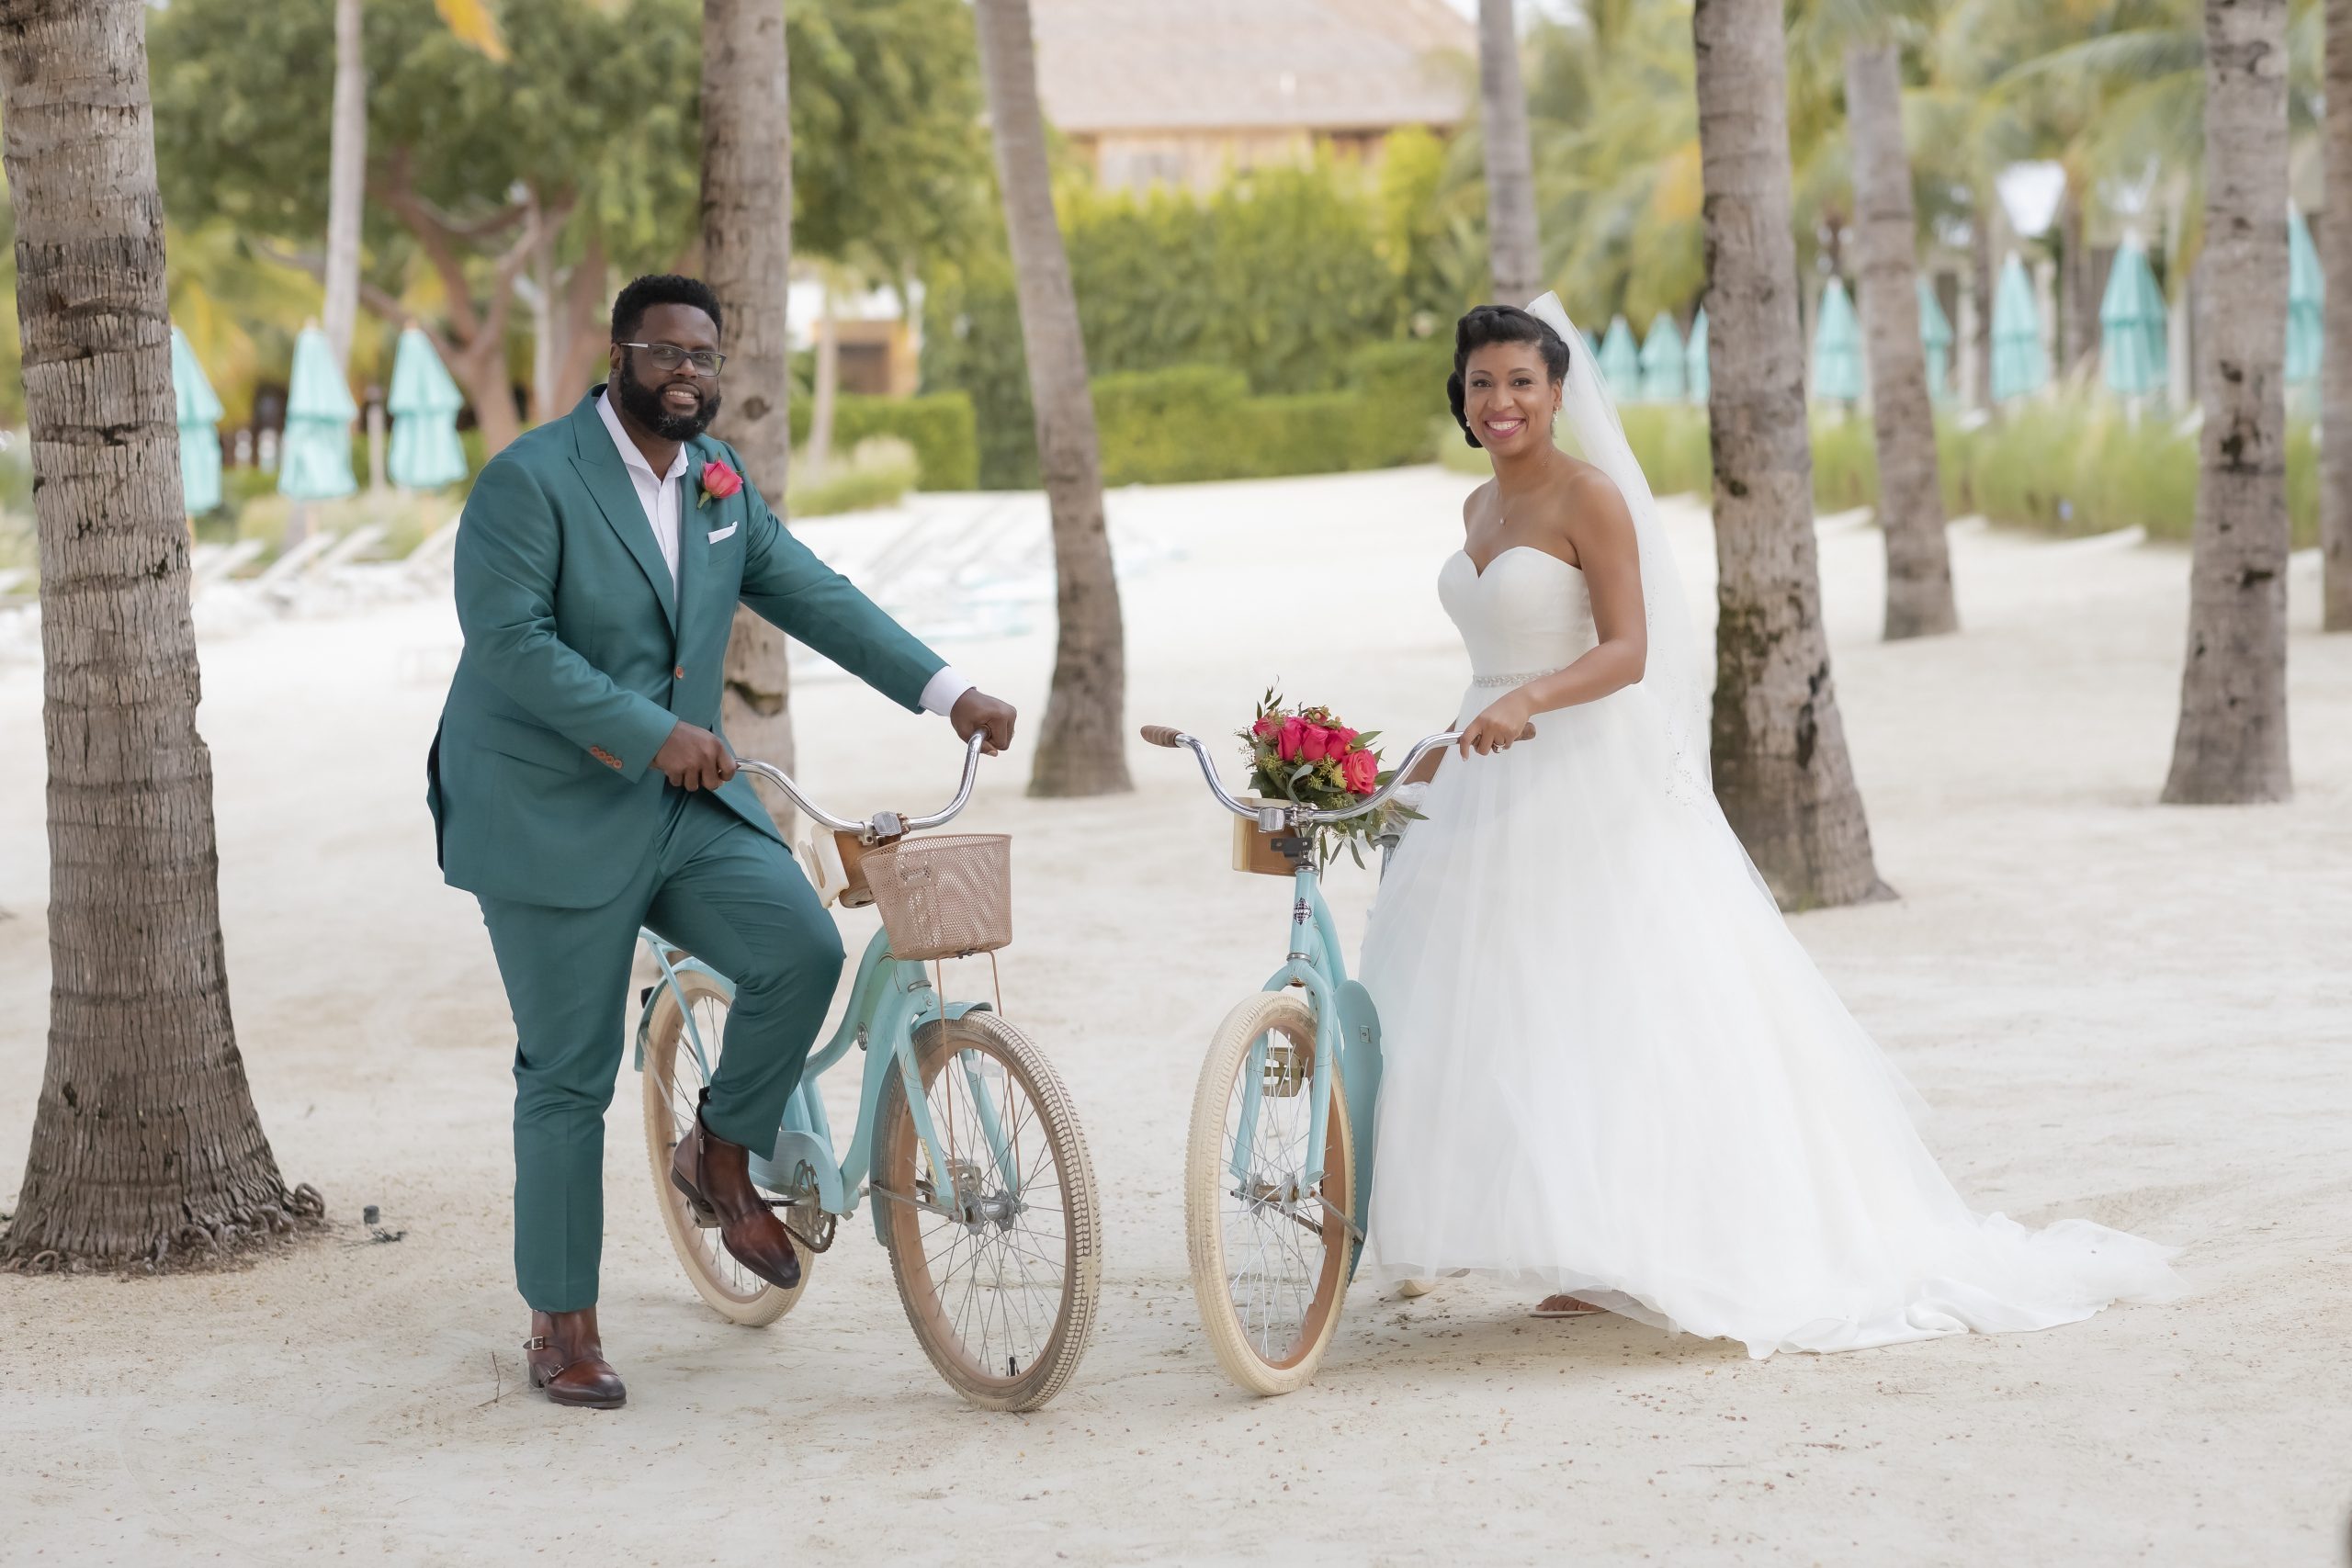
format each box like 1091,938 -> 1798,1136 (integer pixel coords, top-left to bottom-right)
1334,979 -> 1382,1276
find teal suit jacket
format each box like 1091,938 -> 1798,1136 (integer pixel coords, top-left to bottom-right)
428,387 -> 944,909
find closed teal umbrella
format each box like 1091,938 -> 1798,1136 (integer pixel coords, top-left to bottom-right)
2288,206 -> 2324,387
170,325 -> 223,514
386,327 -> 469,490
1597,314 -> 1642,392
1916,277 -> 1953,403
1991,254 -> 2049,403
2099,238 -> 2168,400
1637,312 -> 1686,403
1686,307 -> 1709,404
1812,278 -> 1863,402
278,325 -> 356,502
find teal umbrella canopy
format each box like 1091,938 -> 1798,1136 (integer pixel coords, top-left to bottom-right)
170,325 -> 223,514
1597,314 -> 1642,393
1990,254 -> 2049,403
2098,238 -> 2168,400
278,326 -> 357,502
2288,207 -> 2324,386
1685,308 -> 1709,403
1637,312 -> 1687,403
386,327 -> 469,490
1916,277 -> 1953,403
1811,278 -> 1863,402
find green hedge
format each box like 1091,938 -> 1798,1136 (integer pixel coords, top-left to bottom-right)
1087,344 -> 1452,487
790,390 -> 978,491
1465,400 -> 2320,547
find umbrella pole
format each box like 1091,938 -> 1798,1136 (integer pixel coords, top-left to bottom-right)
367,395 -> 387,493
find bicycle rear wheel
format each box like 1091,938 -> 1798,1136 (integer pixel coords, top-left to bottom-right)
1184,991 -> 1355,1396
874,1010 -> 1101,1411
639,969 -> 810,1326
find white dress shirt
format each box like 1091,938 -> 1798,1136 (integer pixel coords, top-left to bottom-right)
594,387 -> 971,717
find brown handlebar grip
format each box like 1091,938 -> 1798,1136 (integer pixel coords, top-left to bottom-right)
1139,725 -> 1185,748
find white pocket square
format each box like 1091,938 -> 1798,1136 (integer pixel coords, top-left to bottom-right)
707,522 -> 738,543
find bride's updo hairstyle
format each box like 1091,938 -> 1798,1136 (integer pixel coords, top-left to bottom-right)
1448,304 -> 1573,448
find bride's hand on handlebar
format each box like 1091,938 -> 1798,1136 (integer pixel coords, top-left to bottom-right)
1459,694 -> 1538,758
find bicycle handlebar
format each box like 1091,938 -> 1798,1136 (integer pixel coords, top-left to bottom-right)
733,730 -> 988,840
1141,725 -> 1461,829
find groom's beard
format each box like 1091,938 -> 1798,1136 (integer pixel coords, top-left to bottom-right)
616,355 -> 722,441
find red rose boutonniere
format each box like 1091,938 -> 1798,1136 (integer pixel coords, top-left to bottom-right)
696,457 -> 742,508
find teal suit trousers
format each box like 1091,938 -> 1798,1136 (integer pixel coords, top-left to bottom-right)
477,786 -> 842,1312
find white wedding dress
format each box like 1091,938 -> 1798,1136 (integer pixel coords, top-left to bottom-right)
1357,541 -> 2185,1357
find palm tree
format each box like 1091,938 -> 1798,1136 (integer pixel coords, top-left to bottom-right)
2321,0 -> 2352,630
1520,0 -> 1703,324
322,0 -> 365,370
1842,31 -> 1959,638
0,0 -> 318,1269
699,0 -> 799,801
2165,0 -> 2294,804
973,0 -> 1129,797
1691,0 -> 1889,908
1480,0 -> 1545,303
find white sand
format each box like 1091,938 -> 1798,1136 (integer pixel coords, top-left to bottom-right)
2,468 -> 2347,1565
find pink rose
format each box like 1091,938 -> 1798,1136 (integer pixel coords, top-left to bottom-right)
1252,717 -> 1279,740
1329,727 -> 1358,752
1343,749 -> 1378,795
1299,724 -> 1333,763
1276,717 -> 1306,761
698,457 -> 743,506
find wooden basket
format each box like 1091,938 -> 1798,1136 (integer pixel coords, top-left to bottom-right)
1230,795 -> 1300,878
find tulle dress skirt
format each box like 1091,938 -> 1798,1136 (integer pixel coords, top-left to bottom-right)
1356,677 -> 2185,1358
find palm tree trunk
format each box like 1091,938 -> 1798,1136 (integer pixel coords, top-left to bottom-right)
2057,182 -> 2097,376
2165,0 -> 2293,803
1971,186 -> 1997,412
807,272 -> 839,485
322,0 -> 366,370
1844,41 -> 1957,641
0,0 -> 319,1269
698,0 -> 798,810
1692,0 -> 1888,909
1479,0 -> 1544,303
975,0 -> 1130,797
2322,0 -> 2352,630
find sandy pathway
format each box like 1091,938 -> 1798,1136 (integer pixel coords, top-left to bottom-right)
2,468 -> 2347,1565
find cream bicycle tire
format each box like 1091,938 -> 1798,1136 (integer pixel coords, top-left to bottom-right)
1184,991 -> 1356,1397
875,1010 -> 1102,1412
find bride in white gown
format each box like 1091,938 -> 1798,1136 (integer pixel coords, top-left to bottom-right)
1357,295 -> 2183,1358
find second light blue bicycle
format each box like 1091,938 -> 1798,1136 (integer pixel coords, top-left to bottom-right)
1142,720 -> 1458,1395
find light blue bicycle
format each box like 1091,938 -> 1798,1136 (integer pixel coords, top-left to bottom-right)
632,736 -> 1101,1411
1141,721 -> 1459,1395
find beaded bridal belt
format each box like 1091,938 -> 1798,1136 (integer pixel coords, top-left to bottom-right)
1472,666 -> 1563,687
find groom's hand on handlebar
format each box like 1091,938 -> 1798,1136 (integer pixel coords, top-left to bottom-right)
950,689 -> 1018,756
653,721 -> 737,790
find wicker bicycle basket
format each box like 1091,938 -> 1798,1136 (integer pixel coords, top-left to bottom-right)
861,833 -> 1012,961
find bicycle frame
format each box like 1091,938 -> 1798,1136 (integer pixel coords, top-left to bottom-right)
1143,722 -> 1456,1273
1230,864 -> 1386,1263
631,920 -> 1008,1242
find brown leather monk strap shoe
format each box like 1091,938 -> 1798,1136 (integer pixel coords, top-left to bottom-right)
525,1306 -> 625,1409
668,1091 -> 800,1292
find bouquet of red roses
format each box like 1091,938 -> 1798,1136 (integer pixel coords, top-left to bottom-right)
1238,689 -> 1419,869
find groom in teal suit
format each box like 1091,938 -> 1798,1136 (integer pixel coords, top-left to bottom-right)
428,276 -> 1015,1409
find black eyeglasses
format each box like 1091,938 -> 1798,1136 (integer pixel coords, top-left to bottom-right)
618,342 -> 727,377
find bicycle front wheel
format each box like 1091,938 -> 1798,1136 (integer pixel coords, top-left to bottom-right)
874,1010 -> 1101,1412
1184,991 -> 1355,1396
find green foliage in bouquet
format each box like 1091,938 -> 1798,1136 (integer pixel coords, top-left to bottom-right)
1239,689 -> 1421,871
